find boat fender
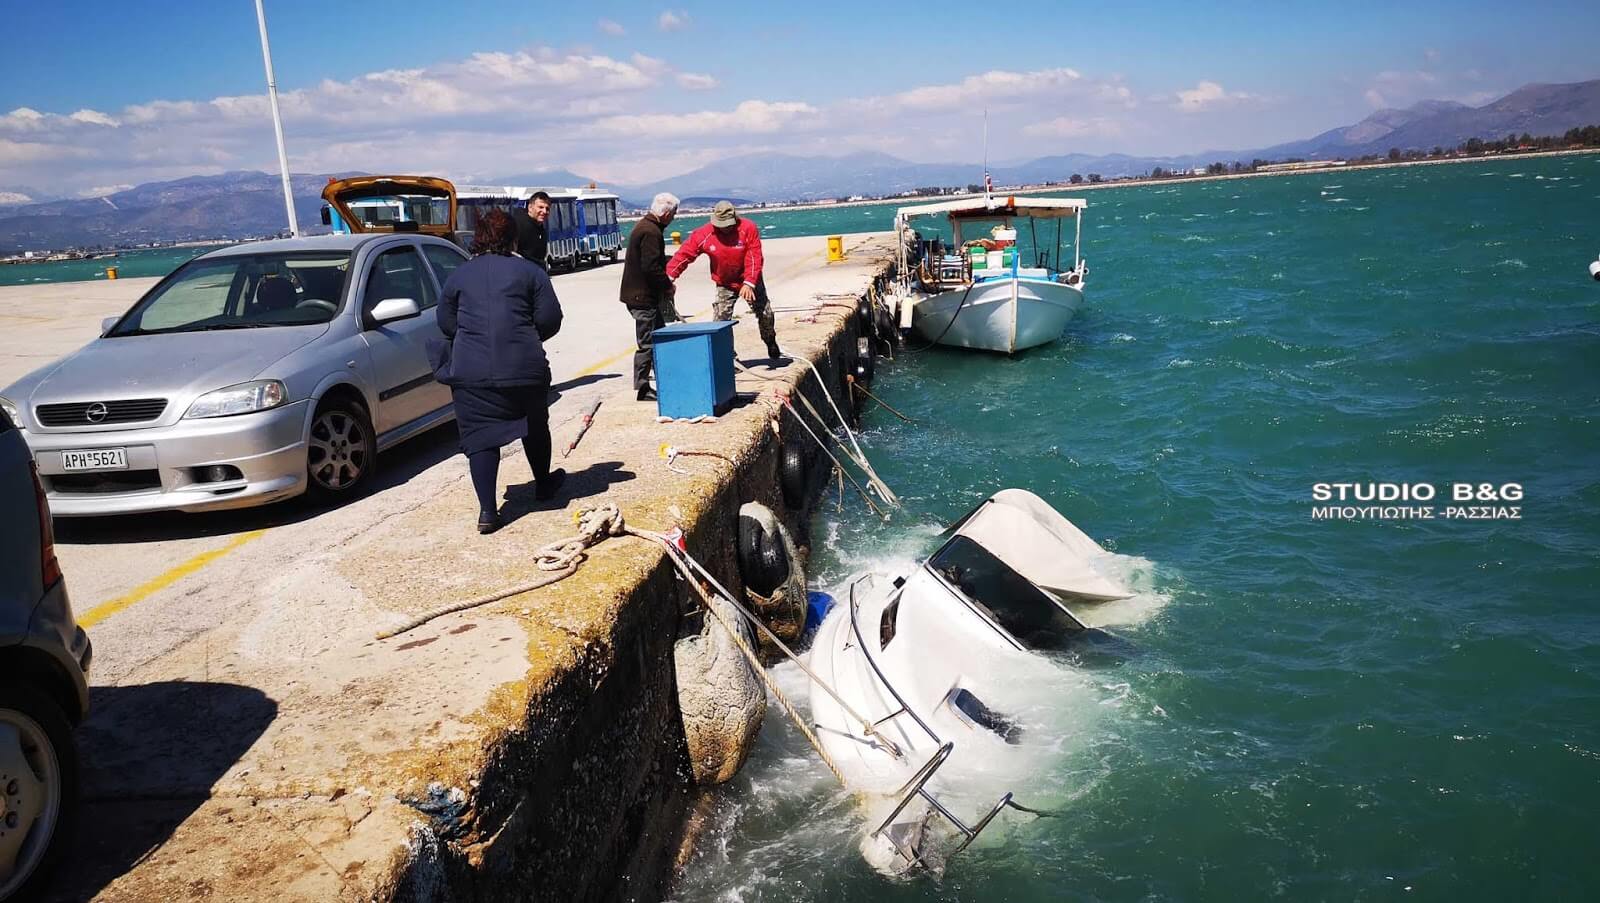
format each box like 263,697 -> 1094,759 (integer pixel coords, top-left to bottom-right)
779,438 -> 808,510
875,303 -> 898,352
738,503 -> 790,595
803,591 -> 836,637
854,337 -> 876,386
856,296 -> 874,338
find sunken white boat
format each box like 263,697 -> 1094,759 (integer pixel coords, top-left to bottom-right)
807,488 -> 1131,873
896,197 -> 1089,354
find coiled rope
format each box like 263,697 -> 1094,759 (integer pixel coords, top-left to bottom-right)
374,504 -> 627,640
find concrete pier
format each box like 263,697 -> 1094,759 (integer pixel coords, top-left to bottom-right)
1,233 -> 897,901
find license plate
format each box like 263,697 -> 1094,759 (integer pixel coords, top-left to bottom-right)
60,448 -> 128,471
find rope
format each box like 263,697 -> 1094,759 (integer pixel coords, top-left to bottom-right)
848,376 -> 915,423
656,544 -> 848,785
904,282 -> 975,353
375,504 -> 626,640
633,528 -> 904,761
782,398 -> 885,519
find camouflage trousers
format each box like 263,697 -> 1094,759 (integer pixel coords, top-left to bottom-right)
713,276 -> 778,349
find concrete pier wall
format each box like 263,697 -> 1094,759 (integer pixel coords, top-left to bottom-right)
11,233 -> 900,901
393,280 -> 883,902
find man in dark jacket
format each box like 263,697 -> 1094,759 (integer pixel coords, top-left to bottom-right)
619,192 -> 680,401
510,190 -> 551,268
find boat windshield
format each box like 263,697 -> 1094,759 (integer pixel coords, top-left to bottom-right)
109,252 -> 352,336
927,534 -> 1086,650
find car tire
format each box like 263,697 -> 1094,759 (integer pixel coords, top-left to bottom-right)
0,684 -> 78,902
306,396 -> 376,502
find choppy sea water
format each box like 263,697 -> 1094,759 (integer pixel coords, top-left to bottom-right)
671,154 -> 1600,900
0,245 -> 220,286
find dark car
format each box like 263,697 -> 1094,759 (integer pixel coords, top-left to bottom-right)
0,406 -> 91,899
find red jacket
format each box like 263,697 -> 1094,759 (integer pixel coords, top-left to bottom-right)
666,219 -> 763,289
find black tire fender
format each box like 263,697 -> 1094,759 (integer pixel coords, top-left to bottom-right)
854,337 -> 876,386
779,439 -> 808,510
856,297 -> 874,338
738,511 -> 790,596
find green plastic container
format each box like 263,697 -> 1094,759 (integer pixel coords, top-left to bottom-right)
969,247 -> 987,270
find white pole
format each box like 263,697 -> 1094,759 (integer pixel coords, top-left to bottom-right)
254,0 -> 298,236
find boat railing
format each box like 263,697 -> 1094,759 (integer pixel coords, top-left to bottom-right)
846,578 -> 1020,868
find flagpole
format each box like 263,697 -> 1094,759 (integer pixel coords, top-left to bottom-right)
254,0 -> 299,237
982,109 -> 991,205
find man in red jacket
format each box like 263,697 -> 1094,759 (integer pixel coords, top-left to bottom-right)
667,200 -> 781,359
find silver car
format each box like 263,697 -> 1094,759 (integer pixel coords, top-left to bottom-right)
0,233 -> 465,516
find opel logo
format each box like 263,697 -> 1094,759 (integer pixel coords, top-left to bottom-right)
85,402 -> 109,423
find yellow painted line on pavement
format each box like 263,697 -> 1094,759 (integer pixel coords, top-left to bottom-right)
77,529 -> 268,629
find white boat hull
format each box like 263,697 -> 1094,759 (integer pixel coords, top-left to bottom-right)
807,489 -> 1132,872
910,276 -> 1083,353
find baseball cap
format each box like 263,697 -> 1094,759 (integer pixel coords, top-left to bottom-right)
710,200 -> 738,228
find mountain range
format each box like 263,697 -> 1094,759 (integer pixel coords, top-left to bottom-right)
3,79 -> 1597,253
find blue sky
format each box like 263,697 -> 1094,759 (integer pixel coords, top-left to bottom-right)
2,0 -> 1595,197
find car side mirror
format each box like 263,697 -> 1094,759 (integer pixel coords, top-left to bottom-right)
369,297 -> 421,325
101,316 -> 120,336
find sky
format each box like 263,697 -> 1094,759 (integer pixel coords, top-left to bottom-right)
1,0 -> 1595,199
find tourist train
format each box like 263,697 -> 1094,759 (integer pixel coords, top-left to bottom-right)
321,181 -> 622,270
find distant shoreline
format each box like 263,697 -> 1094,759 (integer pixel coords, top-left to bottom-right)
13,147 -> 1594,285
624,146 -> 1600,221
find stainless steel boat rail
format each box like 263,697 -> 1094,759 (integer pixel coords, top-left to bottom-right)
846,577 -> 1022,867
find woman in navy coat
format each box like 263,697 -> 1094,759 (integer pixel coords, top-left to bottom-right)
433,209 -> 564,533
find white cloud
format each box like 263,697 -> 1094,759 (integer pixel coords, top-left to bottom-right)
69,109 -> 119,127
1174,80 -> 1256,112
591,100 -> 820,138
1423,47 -> 1440,64
1021,117 -> 1122,139
1362,70 -> 1440,109
676,72 -> 718,91
79,184 -> 132,197
598,18 -> 625,36
658,9 -> 688,31
0,191 -> 33,205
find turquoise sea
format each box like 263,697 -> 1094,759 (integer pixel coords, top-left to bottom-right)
0,245 -> 221,287
672,155 -> 1600,900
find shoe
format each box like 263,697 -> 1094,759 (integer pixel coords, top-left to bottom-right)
766,341 -> 782,359
636,386 -> 657,401
477,510 -> 501,534
534,468 -> 566,501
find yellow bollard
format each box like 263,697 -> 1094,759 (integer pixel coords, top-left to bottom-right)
105,266 -> 119,280
826,235 -> 844,262
669,231 -> 681,245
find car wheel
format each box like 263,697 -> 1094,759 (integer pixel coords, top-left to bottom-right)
0,685 -> 78,902
306,396 -> 375,501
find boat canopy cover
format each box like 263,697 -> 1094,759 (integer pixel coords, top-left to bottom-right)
896,196 -> 1086,226
955,489 -> 1131,602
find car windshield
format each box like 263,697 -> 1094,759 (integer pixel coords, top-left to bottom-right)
109,251 -> 352,336
927,534 -> 1087,650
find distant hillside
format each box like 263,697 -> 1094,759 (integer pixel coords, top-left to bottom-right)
0,171 -> 355,253
9,78 -> 1598,250
1257,80 -> 1600,159
482,169 -> 604,189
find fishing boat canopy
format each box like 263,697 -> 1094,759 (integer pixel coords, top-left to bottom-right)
895,196 -> 1086,227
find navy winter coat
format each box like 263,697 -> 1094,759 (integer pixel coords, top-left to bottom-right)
434,253 -> 563,387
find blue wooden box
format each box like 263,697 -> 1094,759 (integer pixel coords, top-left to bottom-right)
653,321 -> 736,418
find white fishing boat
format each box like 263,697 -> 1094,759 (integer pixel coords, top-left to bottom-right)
895,196 -> 1088,353
807,488 -> 1131,873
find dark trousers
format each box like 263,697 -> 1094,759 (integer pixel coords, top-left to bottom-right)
630,295 -> 678,390
463,396 -> 551,514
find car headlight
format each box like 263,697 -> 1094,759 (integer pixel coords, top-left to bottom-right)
183,380 -> 288,419
0,395 -> 21,429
